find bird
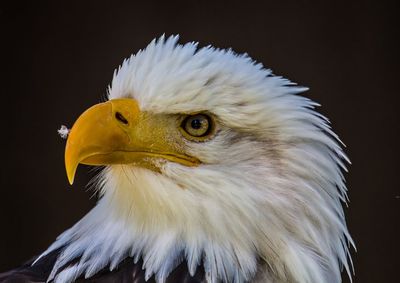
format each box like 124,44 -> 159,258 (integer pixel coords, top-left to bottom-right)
0,35 -> 354,283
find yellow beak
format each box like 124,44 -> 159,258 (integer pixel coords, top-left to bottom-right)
65,98 -> 198,184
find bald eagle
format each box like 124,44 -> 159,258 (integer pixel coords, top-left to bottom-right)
0,36 -> 353,283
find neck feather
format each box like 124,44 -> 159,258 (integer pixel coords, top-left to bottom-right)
36,158 -> 352,283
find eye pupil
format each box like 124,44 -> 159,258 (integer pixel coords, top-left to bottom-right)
191,119 -> 202,129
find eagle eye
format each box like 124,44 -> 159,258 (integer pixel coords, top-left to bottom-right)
180,114 -> 213,140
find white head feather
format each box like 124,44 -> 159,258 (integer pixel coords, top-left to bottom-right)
37,35 -> 353,283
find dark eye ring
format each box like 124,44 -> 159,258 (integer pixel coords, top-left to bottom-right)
181,114 -> 213,139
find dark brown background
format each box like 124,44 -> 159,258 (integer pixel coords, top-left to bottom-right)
1,1 -> 399,282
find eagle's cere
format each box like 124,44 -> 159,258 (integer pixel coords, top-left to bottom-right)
12,35 -> 353,283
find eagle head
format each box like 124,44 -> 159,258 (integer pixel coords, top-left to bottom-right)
38,36 -> 353,283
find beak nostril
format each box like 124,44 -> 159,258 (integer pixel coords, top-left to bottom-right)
115,112 -> 129,125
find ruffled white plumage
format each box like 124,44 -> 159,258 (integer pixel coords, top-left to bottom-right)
36,35 -> 353,283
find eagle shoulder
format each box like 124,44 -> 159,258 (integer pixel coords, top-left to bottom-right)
0,250 -> 205,283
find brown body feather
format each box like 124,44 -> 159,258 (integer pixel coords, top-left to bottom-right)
0,250 -> 205,283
